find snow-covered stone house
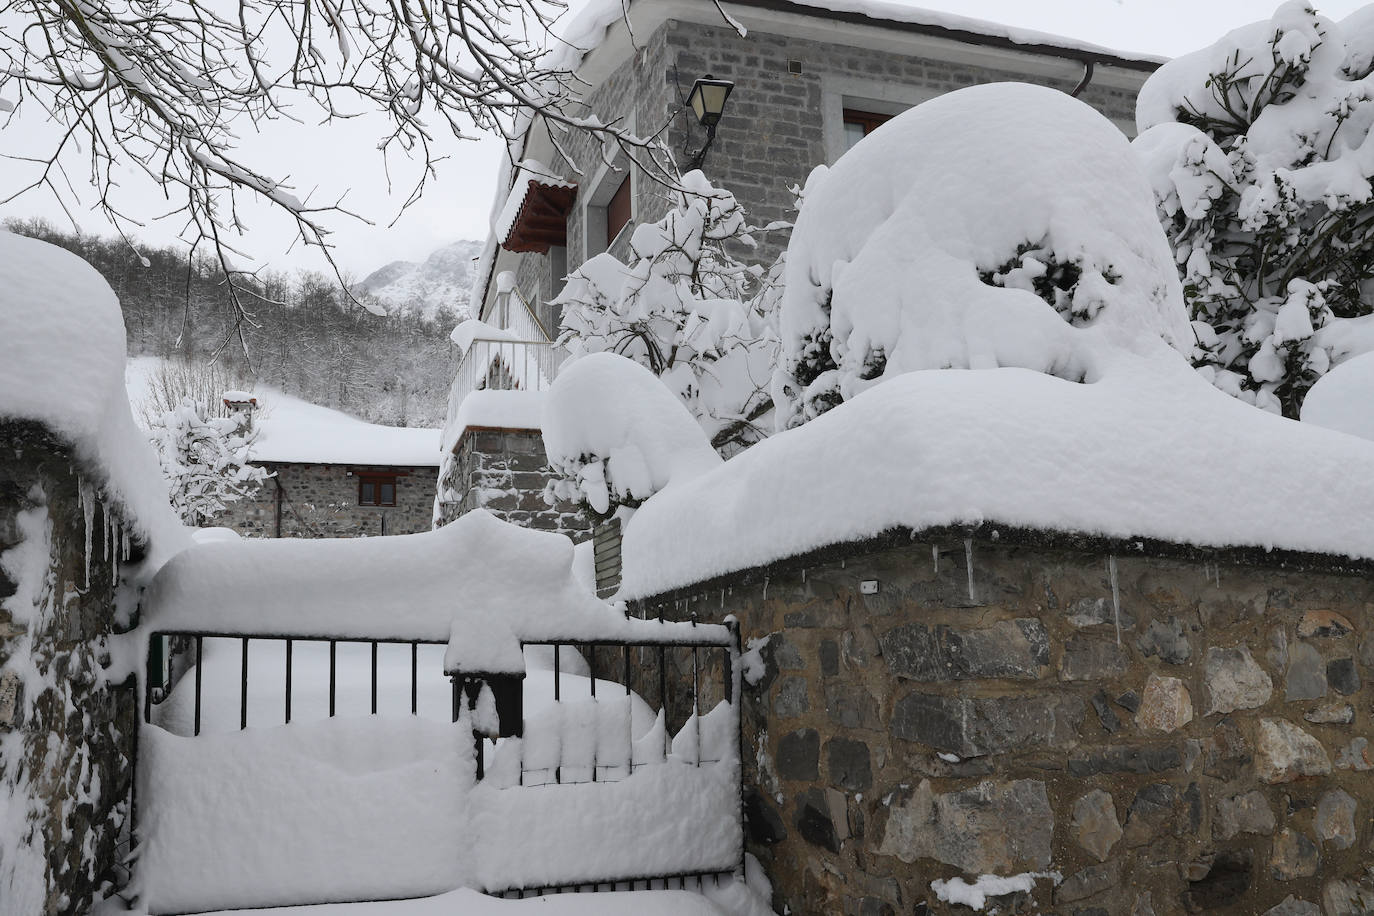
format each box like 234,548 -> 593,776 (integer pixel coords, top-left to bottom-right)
215,393 -> 441,538
438,0 -> 1163,531
517,64 -> 1374,916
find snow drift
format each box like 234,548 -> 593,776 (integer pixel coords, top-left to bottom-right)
773,82 -> 1191,429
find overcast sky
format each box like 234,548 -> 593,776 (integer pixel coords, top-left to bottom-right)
2,0 -> 1370,278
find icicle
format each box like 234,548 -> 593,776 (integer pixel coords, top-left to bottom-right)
932,544 -> 939,576
964,538 -> 975,604
801,567 -> 807,583
762,575 -> 769,601
1108,555 -> 1122,647
78,477 -> 94,589
720,588 -> 725,608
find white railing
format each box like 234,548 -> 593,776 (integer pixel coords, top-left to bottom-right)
446,286 -> 568,431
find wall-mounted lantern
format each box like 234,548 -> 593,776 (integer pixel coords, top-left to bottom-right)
684,74 -> 735,172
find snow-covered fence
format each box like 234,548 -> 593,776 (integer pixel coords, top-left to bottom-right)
445,285 -> 568,425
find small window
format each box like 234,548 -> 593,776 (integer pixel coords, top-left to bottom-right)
606,176 -> 632,247
358,474 -> 397,507
843,109 -> 893,149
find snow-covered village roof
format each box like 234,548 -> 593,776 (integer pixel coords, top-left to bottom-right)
0,231 -> 189,562
248,393 -> 441,467
125,360 -> 441,467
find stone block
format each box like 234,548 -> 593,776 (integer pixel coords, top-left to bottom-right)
1205,645 -> 1273,715
823,683 -> 880,730
1090,689 -> 1120,734
1327,657 -> 1360,695
1315,788 -> 1357,850
1122,782 -> 1181,846
1263,897 -> 1321,916
1297,610 -> 1354,639
891,692 -> 1083,757
1255,718 -> 1331,784
1270,828 -> 1320,880
880,618 -> 1048,681
1304,701 -> 1353,725
1136,674 -> 1193,733
1214,790 -> 1276,840
1334,736 -> 1373,771
877,778 -> 1052,873
1056,861 -> 1120,905
1060,634 -> 1129,681
1068,744 -> 1182,777
778,728 -> 819,780
1137,616 -> 1191,664
794,787 -> 839,853
826,737 -> 871,792
774,677 -> 809,719
1071,789 -> 1121,861
1286,643 -> 1328,701
1068,596 -> 1135,630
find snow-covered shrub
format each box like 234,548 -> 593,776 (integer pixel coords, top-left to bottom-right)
554,171 -> 782,453
542,353 -> 721,520
147,399 -> 270,526
1135,1 -> 1374,417
773,82 -> 1191,430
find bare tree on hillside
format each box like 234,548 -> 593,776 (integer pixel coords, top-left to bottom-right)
0,0 -> 696,349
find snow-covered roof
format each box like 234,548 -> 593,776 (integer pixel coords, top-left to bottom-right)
248,392 -> 441,467
615,352 -> 1374,600
0,231 -> 189,563
144,509 -> 724,653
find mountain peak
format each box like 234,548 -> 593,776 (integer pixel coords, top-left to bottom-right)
356,239 -> 483,319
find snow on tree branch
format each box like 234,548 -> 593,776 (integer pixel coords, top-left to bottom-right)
1134,1 -> 1374,418
0,0 -> 678,344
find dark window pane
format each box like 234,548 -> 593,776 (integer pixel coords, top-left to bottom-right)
360,481 -> 375,505
380,483 -> 395,505
607,177 -> 632,247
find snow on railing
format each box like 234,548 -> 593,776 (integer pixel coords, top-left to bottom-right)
445,285 -> 568,431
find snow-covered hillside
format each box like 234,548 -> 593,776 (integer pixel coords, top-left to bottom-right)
355,239 -> 483,319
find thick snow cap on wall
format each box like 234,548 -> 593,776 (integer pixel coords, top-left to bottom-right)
542,354 -> 722,514
619,354 -> 1374,599
0,231 -> 187,560
1302,350 -> 1374,441
142,508 -> 697,646
774,82 -> 1191,429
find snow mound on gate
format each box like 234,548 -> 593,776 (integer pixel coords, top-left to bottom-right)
542,354 -> 722,515
142,509 -> 619,642
1303,350 -> 1374,441
774,82 -> 1191,429
0,231 -> 188,562
617,351 -> 1374,599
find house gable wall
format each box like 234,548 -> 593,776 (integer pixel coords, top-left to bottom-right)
217,462 -> 437,538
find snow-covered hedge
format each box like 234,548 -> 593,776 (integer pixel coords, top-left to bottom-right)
772,82 -> 1191,429
1135,1 -> 1374,417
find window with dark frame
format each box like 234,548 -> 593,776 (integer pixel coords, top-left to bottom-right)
358,474 -> 397,507
843,108 -> 894,150
606,176 -> 632,247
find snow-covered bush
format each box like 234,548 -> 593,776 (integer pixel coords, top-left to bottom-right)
1135,1 -> 1374,417
773,82 -> 1191,430
147,399 -> 270,526
554,171 -> 782,453
542,353 -> 721,520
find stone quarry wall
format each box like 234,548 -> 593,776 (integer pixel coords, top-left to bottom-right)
218,462 -> 436,538
634,528 -> 1374,916
0,421 -> 141,914
435,427 -> 588,540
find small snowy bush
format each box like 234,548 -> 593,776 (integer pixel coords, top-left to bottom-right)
773,82 -> 1191,430
147,399 -> 270,526
554,171 -> 782,453
1135,1 -> 1374,417
542,353 -> 721,520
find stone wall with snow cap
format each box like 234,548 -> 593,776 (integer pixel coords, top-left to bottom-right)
635,527 -> 1374,916
773,82 -> 1190,429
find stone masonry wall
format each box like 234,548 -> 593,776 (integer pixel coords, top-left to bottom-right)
435,427 -> 588,540
217,462 -> 436,538
0,421 -> 140,914
635,528 -> 1374,916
